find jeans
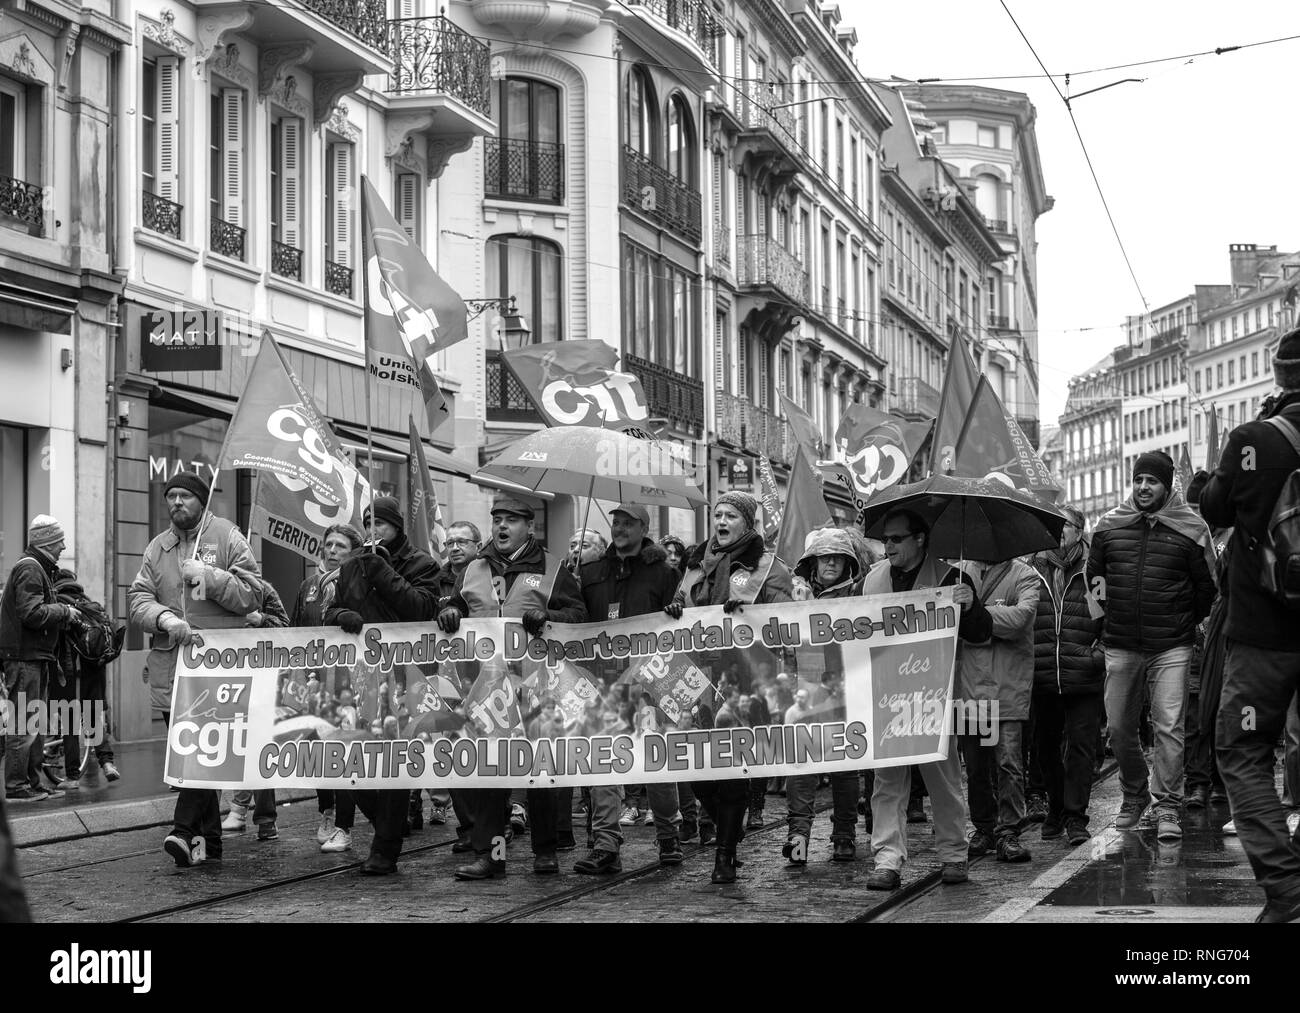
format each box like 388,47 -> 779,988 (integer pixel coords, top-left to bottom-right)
231,789 -> 277,824
1104,644 -> 1190,812
1026,699 -> 1047,800
870,750 -> 968,872
961,721 -> 1028,838
786,771 -> 860,841
172,789 -> 222,858
1032,691 -> 1103,824
1216,640 -> 1300,901
3,661 -> 46,794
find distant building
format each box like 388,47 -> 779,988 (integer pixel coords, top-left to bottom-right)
1115,294 -> 1195,482
1059,354 -> 1122,528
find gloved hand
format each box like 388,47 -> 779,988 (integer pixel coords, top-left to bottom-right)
664,601 -> 684,620
336,610 -> 365,635
437,606 -> 463,634
521,608 -> 548,638
245,611 -> 264,628
180,559 -> 207,586
158,612 -> 193,648
722,599 -> 745,615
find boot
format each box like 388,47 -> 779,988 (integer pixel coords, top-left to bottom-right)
408,793 -> 424,832
711,849 -> 736,884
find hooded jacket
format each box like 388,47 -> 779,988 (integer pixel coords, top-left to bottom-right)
0,546 -> 73,663
791,528 -> 862,600
325,533 -> 441,626
1030,543 -> 1103,696
954,559 -> 1039,721
580,539 -> 680,621
672,531 -> 794,609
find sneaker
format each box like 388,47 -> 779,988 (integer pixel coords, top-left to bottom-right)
1287,811 -> 1300,838
574,849 -> 622,875
4,786 -> 50,802
320,828 -> 352,853
429,805 -> 448,826
996,834 -> 1032,863
222,804 -> 248,832
866,867 -> 901,891
163,833 -> 205,868
618,806 -> 639,827
746,809 -> 765,831
1222,819 -> 1237,835
102,761 -> 121,782
52,778 -> 80,791
510,803 -> 528,835
658,838 -> 684,866
257,822 -> 279,842
1136,808 -> 1157,832
1114,797 -> 1149,830
1026,794 -> 1048,823
940,861 -> 969,884
1156,811 -> 1182,841
317,809 -> 336,845
967,829 -> 996,857
1065,820 -> 1092,847
1041,816 -> 1065,840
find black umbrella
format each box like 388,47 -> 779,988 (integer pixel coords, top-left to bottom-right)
861,474 -> 1068,563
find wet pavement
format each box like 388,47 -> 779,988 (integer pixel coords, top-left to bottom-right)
6,739 -> 172,819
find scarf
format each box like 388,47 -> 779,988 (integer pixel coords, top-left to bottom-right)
1037,537 -> 1086,604
1094,487 -> 1217,585
698,529 -> 765,606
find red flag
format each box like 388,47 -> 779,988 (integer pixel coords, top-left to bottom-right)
834,404 -> 931,502
930,337 -> 981,475
952,375 -> 1062,502
756,454 -> 782,545
406,415 -> 446,561
1176,446 -> 1195,500
1204,408 -> 1221,472
498,339 -> 652,435
360,176 -> 461,434
777,449 -> 833,566
779,392 -> 826,461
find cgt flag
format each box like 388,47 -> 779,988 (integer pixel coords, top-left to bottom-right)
498,339 -> 652,436
360,176 -> 463,434
834,404 -> 931,502
951,375 -> 1062,502
406,414 -> 446,560
931,336 -> 981,475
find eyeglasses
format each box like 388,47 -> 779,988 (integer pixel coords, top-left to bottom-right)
881,534 -> 915,545
444,538 -> 475,547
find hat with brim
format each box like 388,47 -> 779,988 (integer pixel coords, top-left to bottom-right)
491,495 -> 535,520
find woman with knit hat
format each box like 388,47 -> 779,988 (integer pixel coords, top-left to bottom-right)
664,490 -> 793,883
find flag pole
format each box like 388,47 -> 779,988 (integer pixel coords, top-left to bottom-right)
359,177 -> 378,552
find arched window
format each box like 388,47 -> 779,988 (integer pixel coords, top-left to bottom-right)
625,66 -> 657,159
485,235 -> 563,344
489,77 -> 563,203
665,93 -> 694,183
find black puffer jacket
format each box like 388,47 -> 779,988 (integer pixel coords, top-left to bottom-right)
1030,550 -> 1103,695
1086,517 -> 1215,651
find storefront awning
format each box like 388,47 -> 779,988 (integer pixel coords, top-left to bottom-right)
0,277 -> 77,334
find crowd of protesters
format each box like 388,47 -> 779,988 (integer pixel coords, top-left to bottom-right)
3,333 -> 1300,924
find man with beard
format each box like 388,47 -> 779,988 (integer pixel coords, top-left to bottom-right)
1089,452 -> 1216,842
127,474 -> 261,867
325,497 -> 441,874
438,496 -> 587,880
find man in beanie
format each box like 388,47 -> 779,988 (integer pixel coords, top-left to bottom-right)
1,516 -> 81,800
1201,326 -> 1300,921
1088,450 -> 1216,843
128,472 -> 261,865
324,495 -> 441,875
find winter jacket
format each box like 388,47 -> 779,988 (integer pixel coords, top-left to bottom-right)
127,514 -> 261,713
1086,511 -> 1216,652
50,570 -> 116,691
1200,394 -> 1300,650
955,559 -> 1039,721
433,560 -> 464,602
672,532 -> 794,610
246,574 -> 290,628
448,539 -> 587,623
0,547 -> 74,664
325,533 -> 441,626
1030,550 -> 1104,696
580,539 -> 680,622
860,555 -> 993,645
290,569 -> 340,627
791,527 -> 862,601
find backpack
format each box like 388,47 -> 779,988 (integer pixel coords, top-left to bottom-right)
67,597 -> 127,668
1257,416 -> 1300,609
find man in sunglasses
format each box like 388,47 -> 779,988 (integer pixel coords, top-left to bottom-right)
860,509 -> 993,891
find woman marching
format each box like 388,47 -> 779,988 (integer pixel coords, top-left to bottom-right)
664,491 -> 792,883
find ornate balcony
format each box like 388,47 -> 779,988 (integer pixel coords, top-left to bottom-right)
271,241 -> 303,281
485,137 -> 564,204
985,218 -> 1009,233
325,260 -> 353,298
624,353 -> 704,435
715,391 -> 745,448
896,376 -> 940,420
987,313 -> 1010,329
737,235 -> 809,307
143,191 -> 183,241
734,81 -> 806,180
713,392 -> 792,467
210,217 -> 246,261
620,0 -> 721,71
621,145 -> 701,244
469,0 -> 606,43
485,349 -> 543,423
1,173 -> 44,236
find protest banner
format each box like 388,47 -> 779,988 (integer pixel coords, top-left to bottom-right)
165,589 -> 960,789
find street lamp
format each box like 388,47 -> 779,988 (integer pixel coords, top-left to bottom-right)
463,295 -> 531,349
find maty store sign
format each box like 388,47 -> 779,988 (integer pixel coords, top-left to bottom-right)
133,301 -> 225,372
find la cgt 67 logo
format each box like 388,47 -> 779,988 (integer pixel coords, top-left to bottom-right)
166,676 -> 254,782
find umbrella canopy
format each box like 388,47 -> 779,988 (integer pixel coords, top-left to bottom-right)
478,426 -> 708,510
861,474 -> 1069,563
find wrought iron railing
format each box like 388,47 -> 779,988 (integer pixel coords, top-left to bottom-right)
987,313 -> 1010,329
897,376 -> 940,418
623,0 -> 722,65
621,145 -> 701,244
986,217 -> 1008,232
142,191 -> 183,240
713,392 -> 792,466
485,349 -> 543,422
387,15 -> 491,117
210,216 -> 246,260
713,222 -> 731,267
1,173 -> 45,235
738,81 -> 801,161
737,235 -> 809,306
624,352 -> 704,435
307,0 -> 391,55
485,137 -> 564,204
716,391 -> 745,448
326,260 -> 354,298
271,240 -> 303,281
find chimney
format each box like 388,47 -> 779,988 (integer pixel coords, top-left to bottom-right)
1229,243 -> 1278,286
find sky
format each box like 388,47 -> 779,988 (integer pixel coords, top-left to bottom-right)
849,0 -> 1300,427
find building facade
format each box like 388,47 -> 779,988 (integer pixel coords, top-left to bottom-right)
1058,353 -> 1121,528
1116,294 -> 1194,482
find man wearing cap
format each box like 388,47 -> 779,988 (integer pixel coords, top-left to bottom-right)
576,504 -> 684,874
127,472 -> 261,866
438,495 -> 588,880
1201,327 -> 1300,922
1,516 -> 82,801
324,496 -> 441,875
1089,450 -> 1216,843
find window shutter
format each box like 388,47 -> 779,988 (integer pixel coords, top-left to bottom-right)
281,118 -> 302,249
156,56 -> 180,202
711,156 -> 722,229
714,313 -> 726,393
778,347 -> 788,395
757,193 -> 768,237
396,172 -> 418,241
331,142 -> 353,267
221,89 -> 244,226
758,344 -> 769,408
398,0 -> 417,16
735,175 -> 745,235
737,333 -> 748,397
